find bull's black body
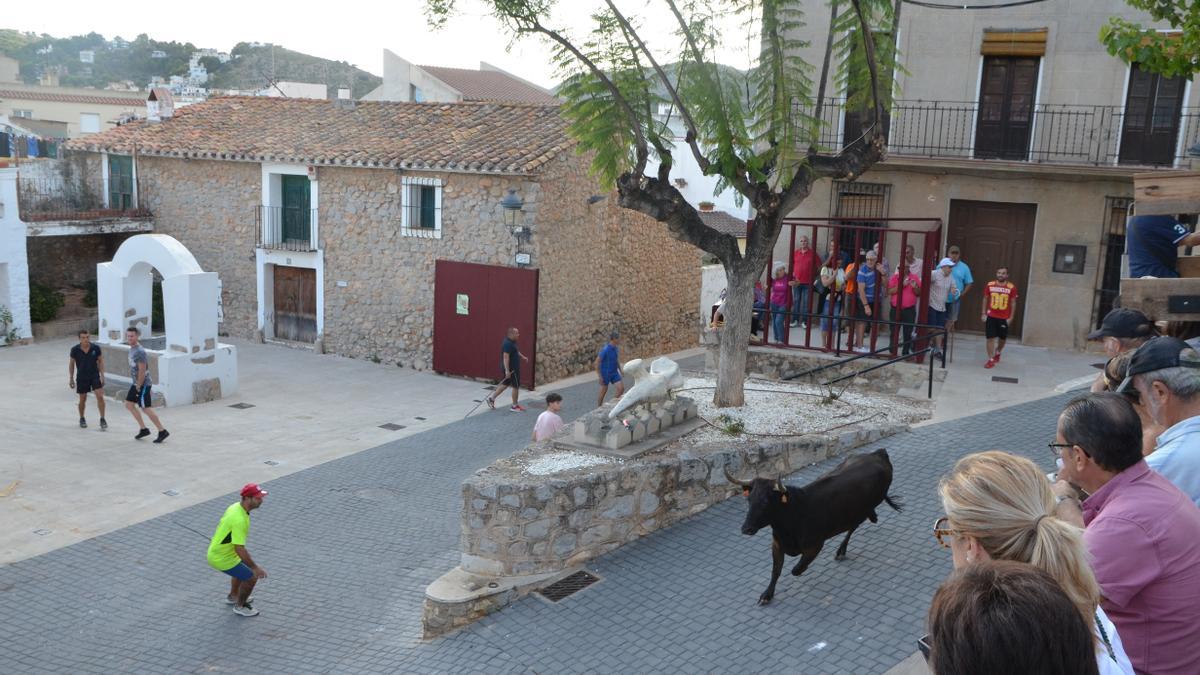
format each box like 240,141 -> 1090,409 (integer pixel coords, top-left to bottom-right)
729,448 -> 900,605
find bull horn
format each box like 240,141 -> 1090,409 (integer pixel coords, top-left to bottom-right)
723,465 -> 753,488
774,478 -> 786,492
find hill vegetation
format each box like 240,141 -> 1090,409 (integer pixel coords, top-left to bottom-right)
0,29 -> 380,97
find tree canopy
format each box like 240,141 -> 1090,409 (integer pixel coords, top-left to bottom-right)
1101,0 -> 1200,77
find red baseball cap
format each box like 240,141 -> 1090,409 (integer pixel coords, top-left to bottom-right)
240,483 -> 268,499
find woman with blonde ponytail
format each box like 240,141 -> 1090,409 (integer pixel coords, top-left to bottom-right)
935,451 -> 1133,675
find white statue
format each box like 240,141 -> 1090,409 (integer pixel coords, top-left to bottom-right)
607,356 -> 684,419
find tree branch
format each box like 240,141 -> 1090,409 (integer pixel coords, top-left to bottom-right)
608,6 -> 675,183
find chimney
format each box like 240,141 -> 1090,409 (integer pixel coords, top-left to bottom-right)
698,201 -> 715,212
337,87 -> 351,100
146,88 -> 175,122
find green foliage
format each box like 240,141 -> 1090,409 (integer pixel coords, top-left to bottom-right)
0,305 -> 19,344
29,283 -> 65,323
1101,1 -> 1200,77
76,279 -> 98,309
716,413 -> 746,435
211,43 -> 381,98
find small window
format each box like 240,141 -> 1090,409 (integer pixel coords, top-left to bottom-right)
657,103 -> 673,116
400,176 -> 443,238
80,112 -> 101,133
107,155 -> 134,210
13,109 -> 33,118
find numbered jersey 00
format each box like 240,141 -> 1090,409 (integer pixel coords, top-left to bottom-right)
985,281 -> 1018,321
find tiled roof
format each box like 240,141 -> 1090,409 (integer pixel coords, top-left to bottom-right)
420,66 -> 559,105
64,96 -> 574,175
699,210 -> 748,237
0,88 -> 143,107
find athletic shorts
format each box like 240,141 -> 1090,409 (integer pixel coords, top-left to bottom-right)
220,562 -> 254,581
601,370 -> 622,386
125,384 -> 153,408
76,377 -> 102,394
946,300 -> 961,322
928,308 -> 947,329
853,297 -> 876,320
985,316 -> 1009,340
499,369 -> 520,387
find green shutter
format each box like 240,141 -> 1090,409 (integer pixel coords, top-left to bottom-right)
281,175 -> 311,241
108,155 -> 133,210
419,185 -> 436,229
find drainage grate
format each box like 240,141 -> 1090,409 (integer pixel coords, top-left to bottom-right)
992,376 -> 1019,384
414,416 -> 427,421
537,571 -> 600,602
229,403 -> 255,409
379,423 -> 406,431
263,460 -> 280,466
32,529 -> 51,536
163,489 -> 180,497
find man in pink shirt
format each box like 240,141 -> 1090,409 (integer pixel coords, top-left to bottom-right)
887,262 -> 921,355
789,236 -> 819,328
1052,392 -> 1200,675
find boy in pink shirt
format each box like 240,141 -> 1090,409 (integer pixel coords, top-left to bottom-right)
532,393 -> 564,441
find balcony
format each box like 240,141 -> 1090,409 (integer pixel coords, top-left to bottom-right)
17,169 -> 153,237
256,205 -> 318,252
804,98 -> 1200,170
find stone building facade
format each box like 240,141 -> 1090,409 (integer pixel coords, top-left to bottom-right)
67,97 -> 699,384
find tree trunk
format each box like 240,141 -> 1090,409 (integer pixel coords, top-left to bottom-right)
713,261 -> 759,408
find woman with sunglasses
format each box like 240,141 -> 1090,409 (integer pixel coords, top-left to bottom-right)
935,451 -> 1133,675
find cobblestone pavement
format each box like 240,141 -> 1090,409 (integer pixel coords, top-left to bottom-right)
0,373 -> 1071,674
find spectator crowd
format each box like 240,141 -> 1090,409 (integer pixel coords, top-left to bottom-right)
925,314 -> 1200,675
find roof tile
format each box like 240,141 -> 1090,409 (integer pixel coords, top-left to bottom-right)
63,96 -> 574,175
420,66 -> 559,105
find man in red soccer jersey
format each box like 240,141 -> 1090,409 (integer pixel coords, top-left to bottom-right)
981,266 -> 1018,369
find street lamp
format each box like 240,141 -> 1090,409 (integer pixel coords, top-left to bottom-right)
501,188 -> 524,228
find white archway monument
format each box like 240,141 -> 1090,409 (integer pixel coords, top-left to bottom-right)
97,234 -> 238,406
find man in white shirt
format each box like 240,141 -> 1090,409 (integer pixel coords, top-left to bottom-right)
532,392 -> 565,441
1117,336 -> 1200,506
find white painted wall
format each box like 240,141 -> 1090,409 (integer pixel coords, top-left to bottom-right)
698,264 -> 726,341
645,116 -> 751,219
0,167 -> 31,344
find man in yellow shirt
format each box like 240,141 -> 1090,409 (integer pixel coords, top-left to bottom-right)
207,483 -> 268,616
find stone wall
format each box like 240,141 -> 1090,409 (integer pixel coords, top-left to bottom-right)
704,340 -> 948,396
134,157 -> 260,337
459,421 -> 907,578
318,166 -> 526,368
532,152 -> 701,383
26,232 -> 134,288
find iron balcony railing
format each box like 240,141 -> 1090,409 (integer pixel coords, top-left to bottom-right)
256,205 -> 318,252
797,98 -> 1200,169
16,172 -> 151,222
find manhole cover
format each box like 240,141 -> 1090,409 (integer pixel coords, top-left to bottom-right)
229,403 -> 255,409
379,423 -> 406,431
992,376 -> 1019,384
537,570 -> 600,602
354,487 -> 402,502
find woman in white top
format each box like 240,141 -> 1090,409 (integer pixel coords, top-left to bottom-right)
935,451 -> 1133,675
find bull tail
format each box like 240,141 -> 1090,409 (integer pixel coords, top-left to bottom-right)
884,494 -> 903,512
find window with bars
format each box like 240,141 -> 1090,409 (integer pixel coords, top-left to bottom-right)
831,181 -> 891,256
400,176 -> 443,239
1093,196 -> 1133,328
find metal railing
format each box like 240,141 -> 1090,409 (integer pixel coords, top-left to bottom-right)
797,98 -> 1200,168
16,172 -> 151,222
256,205 -> 318,251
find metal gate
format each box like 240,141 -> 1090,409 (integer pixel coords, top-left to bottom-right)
433,260 -> 539,389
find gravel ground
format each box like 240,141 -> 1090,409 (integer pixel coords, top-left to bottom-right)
678,376 -> 931,443
523,451 -> 622,475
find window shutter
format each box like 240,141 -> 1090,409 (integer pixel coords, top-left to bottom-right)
980,29 -> 1048,57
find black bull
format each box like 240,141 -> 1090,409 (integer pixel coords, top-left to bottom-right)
726,448 -> 901,605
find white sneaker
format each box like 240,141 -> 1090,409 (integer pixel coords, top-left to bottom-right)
232,603 -> 259,617
854,346 -> 869,353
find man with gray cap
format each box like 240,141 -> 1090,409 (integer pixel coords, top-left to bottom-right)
1088,307 -> 1158,392
1117,336 -> 1200,506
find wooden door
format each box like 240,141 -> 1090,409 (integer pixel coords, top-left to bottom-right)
281,175 -> 311,243
947,200 -> 1037,337
432,260 -> 539,389
273,265 -> 317,342
974,57 -> 1039,160
1119,64 -> 1185,166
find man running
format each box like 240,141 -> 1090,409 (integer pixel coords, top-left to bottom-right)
486,327 -> 529,412
69,329 -> 107,429
207,483 -> 268,617
981,266 -> 1019,368
124,326 -> 168,442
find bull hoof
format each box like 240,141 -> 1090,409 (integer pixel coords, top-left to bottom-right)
758,594 -> 773,605
835,552 -> 847,561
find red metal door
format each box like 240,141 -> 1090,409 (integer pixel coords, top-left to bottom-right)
433,260 -> 538,389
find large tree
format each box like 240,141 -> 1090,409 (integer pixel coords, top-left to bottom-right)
427,0 -> 894,407
1101,0 -> 1200,77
